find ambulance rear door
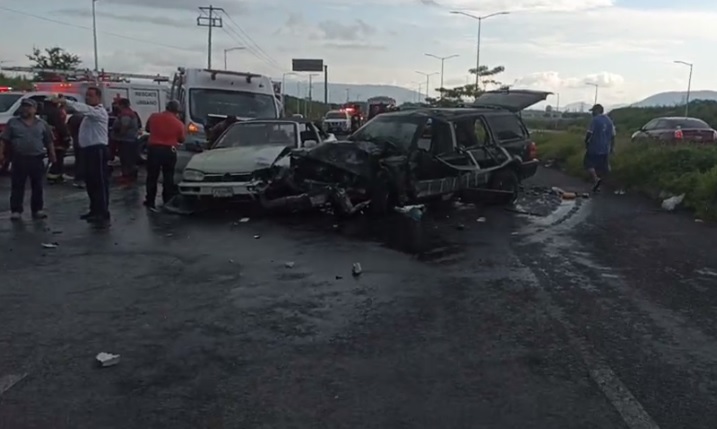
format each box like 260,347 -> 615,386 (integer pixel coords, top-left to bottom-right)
128,87 -> 163,127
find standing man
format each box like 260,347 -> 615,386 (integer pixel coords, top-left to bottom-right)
45,98 -> 72,184
144,100 -> 186,210
0,99 -> 56,220
64,88 -> 111,225
584,104 -> 616,192
111,98 -> 140,186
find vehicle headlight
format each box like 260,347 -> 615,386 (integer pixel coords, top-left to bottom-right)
183,169 -> 205,181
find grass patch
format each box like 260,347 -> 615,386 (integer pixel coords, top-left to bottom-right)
532,132 -> 717,220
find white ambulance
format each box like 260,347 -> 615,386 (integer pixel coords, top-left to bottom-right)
169,67 -> 281,145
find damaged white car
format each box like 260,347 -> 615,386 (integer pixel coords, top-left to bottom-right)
178,119 -> 336,201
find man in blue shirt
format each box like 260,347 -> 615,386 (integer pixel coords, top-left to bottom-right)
584,104 -> 615,192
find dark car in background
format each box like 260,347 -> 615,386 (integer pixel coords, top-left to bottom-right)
631,116 -> 717,143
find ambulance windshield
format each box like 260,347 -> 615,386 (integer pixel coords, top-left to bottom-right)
189,89 -> 278,123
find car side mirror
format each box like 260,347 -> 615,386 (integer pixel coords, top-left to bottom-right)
304,140 -> 318,148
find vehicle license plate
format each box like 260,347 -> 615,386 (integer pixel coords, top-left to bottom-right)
211,187 -> 233,198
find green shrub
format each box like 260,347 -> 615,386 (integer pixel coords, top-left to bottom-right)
534,132 -> 717,220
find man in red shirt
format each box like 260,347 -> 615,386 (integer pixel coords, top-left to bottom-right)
143,100 -> 186,209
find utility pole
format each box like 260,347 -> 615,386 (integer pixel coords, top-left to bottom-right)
308,73 -> 318,118
197,5 -> 224,69
586,83 -> 598,106
345,88 -> 350,103
323,65 -> 329,105
415,71 -> 438,103
92,0 -> 99,71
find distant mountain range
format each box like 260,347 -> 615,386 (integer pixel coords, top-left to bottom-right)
283,82 -> 423,105
282,81 -> 717,110
630,90 -> 717,107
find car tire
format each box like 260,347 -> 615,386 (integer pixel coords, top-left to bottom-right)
489,168 -> 520,206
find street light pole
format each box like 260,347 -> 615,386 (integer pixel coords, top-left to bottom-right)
415,71 -> 439,102
425,53 -> 459,99
674,60 -> 693,117
586,83 -> 599,106
223,46 -> 245,70
308,73 -> 319,118
450,10 -> 510,93
92,0 -> 99,71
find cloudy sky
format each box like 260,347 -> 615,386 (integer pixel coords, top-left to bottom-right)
0,0 -> 714,106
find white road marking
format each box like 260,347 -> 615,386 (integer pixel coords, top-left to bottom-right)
0,373 -> 28,395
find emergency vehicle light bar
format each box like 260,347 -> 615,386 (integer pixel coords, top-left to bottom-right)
0,66 -> 170,82
203,69 -> 261,83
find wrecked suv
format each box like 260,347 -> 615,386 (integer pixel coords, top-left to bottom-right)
257,90 -> 551,216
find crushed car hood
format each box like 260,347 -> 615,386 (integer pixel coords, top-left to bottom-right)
473,89 -> 552,112
187,145 -> 291,174
293,140 -> 391,178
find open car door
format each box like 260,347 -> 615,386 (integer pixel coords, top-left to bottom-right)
472,89 -> 552,112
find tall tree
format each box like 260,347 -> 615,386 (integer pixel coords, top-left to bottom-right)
26,47 -> 82,80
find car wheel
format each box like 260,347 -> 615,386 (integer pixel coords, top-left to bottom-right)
489,168 -> 520,206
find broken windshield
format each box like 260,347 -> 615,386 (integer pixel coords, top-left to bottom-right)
350,115 -> 422,150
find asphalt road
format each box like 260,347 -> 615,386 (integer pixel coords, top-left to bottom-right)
1,167 -> 716,429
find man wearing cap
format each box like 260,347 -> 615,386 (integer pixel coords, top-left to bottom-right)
584,104 -> 616,192
144,100 -> 186,210
64,87 -> 111,226
0,99 -> 56,220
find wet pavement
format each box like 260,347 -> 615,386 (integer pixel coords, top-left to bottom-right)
1,167 -> 717,428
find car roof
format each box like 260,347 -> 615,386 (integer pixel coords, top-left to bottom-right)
657,116 -> 705,121
376,107 -> 514,122
239,118 -> 314,125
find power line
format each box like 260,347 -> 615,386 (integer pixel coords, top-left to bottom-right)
219,11 -> 284,71
0,6 -> 187,51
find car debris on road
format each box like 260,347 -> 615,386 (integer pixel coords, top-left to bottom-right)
95,352 -> 121,368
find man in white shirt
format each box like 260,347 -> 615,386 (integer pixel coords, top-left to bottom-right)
63,87 -> 111,225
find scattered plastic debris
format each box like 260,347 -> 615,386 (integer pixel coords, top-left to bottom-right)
551,186 -> 566,195
253,234 -> 261,239
581,193 -> 590,199
561,192 -> 577,200
335,275 -> 343,280
0,373 -> 28,395
239,217 -> 250,223
41,242 -> 59,249
394,204 -> 425,221
95,352 -> 121,367
614,189 -> 626,195
661,194 -> 684,211
285,261 -> 295,268
352,263 -> 362,277
695,219 -> 704,223
476,217 -> 487,223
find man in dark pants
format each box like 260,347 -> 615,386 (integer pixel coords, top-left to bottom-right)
45,98 -> 71,184
0,99 -> 56,221
64,88 -> 111,225
111,98 -> 140,186
144,100 -> 186,210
